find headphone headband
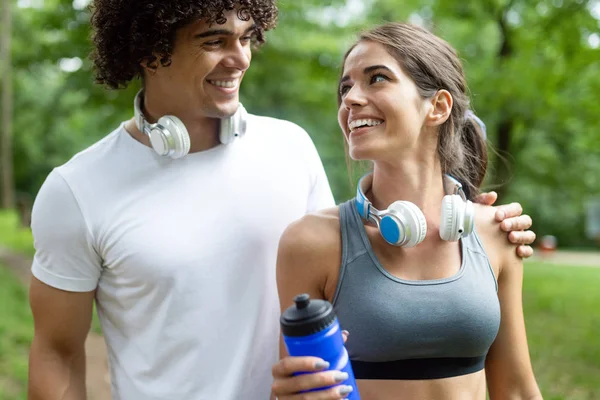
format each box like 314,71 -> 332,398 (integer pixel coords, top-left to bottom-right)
134,91 -> 148,135
443,174 -> 468,202
356,173 -> 371,220
354,172 -> 474,247
355,172 -> 466,222
132,90 -> 247,158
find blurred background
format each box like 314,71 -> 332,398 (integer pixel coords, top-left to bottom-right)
0,0 -> 599,399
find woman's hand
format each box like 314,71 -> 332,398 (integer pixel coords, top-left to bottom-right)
272,332 -> 353,400
271,356 -> 354,399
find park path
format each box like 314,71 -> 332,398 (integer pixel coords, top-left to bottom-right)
528,250 -> 600,268
0,248 -> 111,400
1,247 -> 599,400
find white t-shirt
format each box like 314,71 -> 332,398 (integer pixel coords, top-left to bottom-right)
30,114 -> 335,400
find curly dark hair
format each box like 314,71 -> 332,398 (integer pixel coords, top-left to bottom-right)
89,0 -> 278,89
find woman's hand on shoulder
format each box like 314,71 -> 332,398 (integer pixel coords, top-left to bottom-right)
474,193 -> 536,258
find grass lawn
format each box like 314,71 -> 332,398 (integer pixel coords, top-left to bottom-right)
1,253 -> 599,398
0,265 -> 34,400
523,261 -> 600,399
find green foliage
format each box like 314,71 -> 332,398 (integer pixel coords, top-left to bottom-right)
0,211 -> 34,256
2,0 -> 600,247
0,210 -> 103,336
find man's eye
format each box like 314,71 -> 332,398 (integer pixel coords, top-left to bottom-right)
205,40 -> 223,46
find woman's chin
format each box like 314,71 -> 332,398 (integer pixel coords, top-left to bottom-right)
349,146 -> 375,162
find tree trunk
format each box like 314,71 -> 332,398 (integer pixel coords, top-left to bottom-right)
1,0 -> 15,209
494,118 -> 514,199
492,11 -> 514,201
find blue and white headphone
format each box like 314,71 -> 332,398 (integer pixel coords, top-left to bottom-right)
133,90 -> 248,159
355,173 -> 474,247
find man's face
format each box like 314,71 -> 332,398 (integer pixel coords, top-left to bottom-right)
145,8 -> 255,122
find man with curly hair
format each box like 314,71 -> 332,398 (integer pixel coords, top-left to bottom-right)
26,1 -> 536,399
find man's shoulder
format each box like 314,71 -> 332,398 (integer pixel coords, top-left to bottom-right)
55,123 -> 127,180
248,113 -> 311,140
246,113 -> 320,158
248,113 -> 305,129
36,122 -> 131,211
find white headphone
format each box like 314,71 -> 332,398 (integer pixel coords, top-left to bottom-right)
133,90 -> 248,159
355,173 -> 475,247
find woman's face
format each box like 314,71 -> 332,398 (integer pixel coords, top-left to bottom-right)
337,40 -> 430,162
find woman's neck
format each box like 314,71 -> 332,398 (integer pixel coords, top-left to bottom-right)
368,157 -> 446,220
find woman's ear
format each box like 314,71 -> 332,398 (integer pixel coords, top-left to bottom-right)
425,89 -> 453,127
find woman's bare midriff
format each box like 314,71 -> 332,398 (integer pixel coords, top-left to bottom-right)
355,370 -> 487,400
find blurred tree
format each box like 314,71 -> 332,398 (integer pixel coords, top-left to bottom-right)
3,0 -> 600,246
1,0 -> 15,209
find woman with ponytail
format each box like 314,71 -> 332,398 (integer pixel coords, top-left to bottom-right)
271,22 -> 542,400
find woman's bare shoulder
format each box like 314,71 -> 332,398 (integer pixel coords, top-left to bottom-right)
276,207 -> 343,299
473,203 -> 520,275
278,206 -> 342,260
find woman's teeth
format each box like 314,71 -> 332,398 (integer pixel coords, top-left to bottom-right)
349,119 -> 383,132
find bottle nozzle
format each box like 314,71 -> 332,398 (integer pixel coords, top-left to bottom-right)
294,293 -> 311,310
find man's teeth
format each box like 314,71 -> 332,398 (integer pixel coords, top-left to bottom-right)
349,119 -> 383,131
209,80 -> 237,88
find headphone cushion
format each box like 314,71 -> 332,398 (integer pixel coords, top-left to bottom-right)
402,201 -> 427,247
388,201 -> 427,247
158,115 -> 191,159
462,200 -> 475,236
220,104 -> 248,144
440,195 -> 464,241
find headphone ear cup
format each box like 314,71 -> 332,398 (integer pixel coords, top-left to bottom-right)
440,195 -> 464,242
462,200 -> 475,236
157,116 -> 190,159
379,213 -> 404,246
387,201 -> 427,247
220,104 -> 248,144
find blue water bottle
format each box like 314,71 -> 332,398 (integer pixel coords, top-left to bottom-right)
280,293 -> 360,399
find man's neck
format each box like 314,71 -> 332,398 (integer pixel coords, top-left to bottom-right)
125,115 -> 222,154
133,96 -> 222,153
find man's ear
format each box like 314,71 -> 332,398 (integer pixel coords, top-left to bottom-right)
140,56 -> 160,77
425,89 -> 453,127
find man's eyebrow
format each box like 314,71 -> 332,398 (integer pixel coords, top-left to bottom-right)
194,24 -> 257,39
339,65 -> 393,85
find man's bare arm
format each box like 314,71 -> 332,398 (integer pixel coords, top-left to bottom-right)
28,276 -> 95,400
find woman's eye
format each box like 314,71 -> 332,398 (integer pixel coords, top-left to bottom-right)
370,74 -> 388,84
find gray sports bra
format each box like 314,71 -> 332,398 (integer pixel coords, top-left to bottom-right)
332,200 -> 501,380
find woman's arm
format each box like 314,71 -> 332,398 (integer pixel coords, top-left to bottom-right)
271,210 -> 351,400
276,215 -> 336,309
484,213 -> 543,400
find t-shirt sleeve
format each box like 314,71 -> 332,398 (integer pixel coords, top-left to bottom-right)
30,169 -> 102,292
